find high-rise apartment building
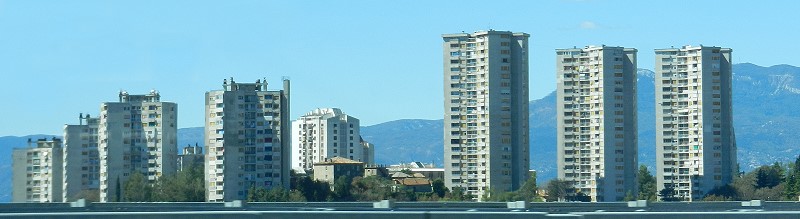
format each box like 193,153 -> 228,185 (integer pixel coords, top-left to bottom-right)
63,114 -> 100,202
12,138 -> 64,202
98,91 -> 178,202
655,45 -> 735,201
205,78 -> 290,202
291,108 -> 374,172
556,46 -> 638,202
442,30 -> 530,199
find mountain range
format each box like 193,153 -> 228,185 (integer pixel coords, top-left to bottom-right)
2,63 -> 799,202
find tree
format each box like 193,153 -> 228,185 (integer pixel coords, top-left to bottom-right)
122,172 -> 152,202
431,179 -> 447,198
545,179 -> 569,202
292,175 -> 331,202
115,177 -> 122,202
755,163 -> 784,189
785,155 -> 800,199
623,191 -> 636,201
658,187 -> 678,202
705,184 -> 737,201
148,166 -> 205,202
331,176 -> 353,201
350,176 -> 396,201
637,165 -> 657,201
444,187 -> 474,201
517,175 -> 540,202
73,189 -> 100,202
247,186 -> 268,202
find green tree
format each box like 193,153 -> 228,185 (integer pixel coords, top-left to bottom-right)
350,176 -> 404,201
517,175 -> 540,202
431,179 -> 447,198
444,187 -> 474,201
623,191 -> 635,201
658,187 -> 678,202
755,163 -> 784,189
545,179 -> 569,202
637,165 -> 657,201
331,176 -> 353,201
292,175 -> 331,202
122,172 -> 152,202
785,155 -> 800,199
704,185 -> 737,200
247,186 -> 268,202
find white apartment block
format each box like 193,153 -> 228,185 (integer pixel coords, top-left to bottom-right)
205,78 -> 291,202
442,30 -> 530,199
12,138 -> 64,202
655,45 -> 736,201
98,91 -> 178,202
63,114 -> 100,202
291,108 -> 375,172
556,46 -> 639,202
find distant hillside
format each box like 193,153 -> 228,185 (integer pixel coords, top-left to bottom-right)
361,119 -> 444,165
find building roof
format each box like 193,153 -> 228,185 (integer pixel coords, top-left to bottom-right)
314,156 -> 364,165
396,178 -> 432,186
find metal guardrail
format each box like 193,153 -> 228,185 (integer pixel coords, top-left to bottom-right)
4,210 -> 800,219
2,200 -> 800,217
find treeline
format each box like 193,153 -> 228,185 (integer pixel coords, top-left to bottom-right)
630,155 -> 800,201
117,156 -> 800,202
121,166 -> 205,202
247,173 -> 479,202
701,155 -> 800,201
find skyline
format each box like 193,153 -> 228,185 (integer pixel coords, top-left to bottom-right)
2,1 -> 800,136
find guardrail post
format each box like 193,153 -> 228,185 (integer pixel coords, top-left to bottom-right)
741,200 -> 762,207
373,200 -> 395,209
627,200 -> 647,207
506,201 -> 528,209
225,200 -> 245,208
70,199 -> 88,208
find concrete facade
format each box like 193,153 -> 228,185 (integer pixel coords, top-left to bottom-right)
312,157 -> 365,187
178,145 -> 204,172
205,78 -> 291,202
291,108 -> 374,172
442,30 -> 531,199
555,46 -> 639,201
12,138 -> 64,202
98,91 -> 178,202
63,114 -> 100,202
654,45 -> 736,201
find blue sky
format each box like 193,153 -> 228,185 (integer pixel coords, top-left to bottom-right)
0,0 -> 798,136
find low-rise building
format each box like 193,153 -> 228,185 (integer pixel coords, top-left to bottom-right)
178,144 -> 203,172
312,157 -> 364,189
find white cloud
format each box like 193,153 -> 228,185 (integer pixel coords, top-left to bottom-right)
579,21 -> 598,29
